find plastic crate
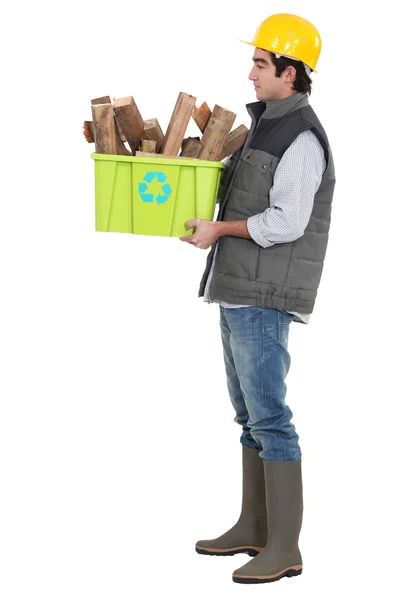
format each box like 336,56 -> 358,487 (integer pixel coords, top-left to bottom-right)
91,153 -> 225,237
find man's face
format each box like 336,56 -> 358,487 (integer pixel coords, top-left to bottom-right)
248,48 -> 294,102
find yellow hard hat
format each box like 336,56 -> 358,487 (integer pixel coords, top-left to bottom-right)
241,13 -> 322,72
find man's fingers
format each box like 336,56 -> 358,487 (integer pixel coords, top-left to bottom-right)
180,236 -> 199,246
185,218 -> 200,230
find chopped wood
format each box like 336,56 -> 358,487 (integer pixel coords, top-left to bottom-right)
136,151 -> 202,161
86,91 -> 245,162
192,102 -> 211,133
160,92 -> 197,156
83,120 -> 95,143
98,100 -> 126,142
91,96 -> 111,105
91,103 -> 131,155
113,96 -> 144,152
116,123 -> 127,142
219,124 -> 249,160
143,118 -> 164,152
90,98 -> 127,141
181,136 -> 200,149
180,137 -> 203,158
140,139 -> 157,153
199,105 -> 236,161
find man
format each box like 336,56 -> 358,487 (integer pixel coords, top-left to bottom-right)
180,13 -> 335,584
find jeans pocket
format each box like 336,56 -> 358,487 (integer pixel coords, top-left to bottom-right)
277,310 -> 293,345
282,310 -> 295,321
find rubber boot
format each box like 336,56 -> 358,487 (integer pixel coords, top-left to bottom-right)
232,460 -> 303,583
195,445 -> 268,557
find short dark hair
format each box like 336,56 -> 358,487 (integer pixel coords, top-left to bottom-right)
269,52 -> 313,95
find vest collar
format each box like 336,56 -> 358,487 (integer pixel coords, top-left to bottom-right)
246,93 -> 309,122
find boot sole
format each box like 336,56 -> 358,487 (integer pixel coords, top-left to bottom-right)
196,545 -> 263,557
233,565 -> 303,584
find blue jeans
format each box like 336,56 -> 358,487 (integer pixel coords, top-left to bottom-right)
220,306 -> 301,461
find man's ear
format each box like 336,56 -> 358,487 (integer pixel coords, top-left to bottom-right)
285,65 -> 297,82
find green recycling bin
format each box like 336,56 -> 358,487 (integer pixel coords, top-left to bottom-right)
91,153 -> 225,237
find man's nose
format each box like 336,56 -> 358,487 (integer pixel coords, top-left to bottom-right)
249,67 -> 257,81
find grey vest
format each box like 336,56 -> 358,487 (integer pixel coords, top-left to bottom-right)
198,93 -> 336,314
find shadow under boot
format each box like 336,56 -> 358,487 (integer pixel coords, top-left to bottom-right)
195,445 -> 268,557
233,459 -> 303,583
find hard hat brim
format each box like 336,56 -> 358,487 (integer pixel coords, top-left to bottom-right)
239,39 -> 317,74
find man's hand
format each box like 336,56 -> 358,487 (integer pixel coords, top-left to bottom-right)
180,219 -> 221,249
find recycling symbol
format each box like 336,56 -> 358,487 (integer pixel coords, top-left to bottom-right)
138,171 -> 172,204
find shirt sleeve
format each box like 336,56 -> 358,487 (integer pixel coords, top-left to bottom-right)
246,130 -> 326,248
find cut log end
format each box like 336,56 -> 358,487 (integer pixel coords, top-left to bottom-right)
199,104 -> 236,161
160,92 -> 197,156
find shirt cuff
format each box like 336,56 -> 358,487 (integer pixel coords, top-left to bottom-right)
247,215 -> 274,248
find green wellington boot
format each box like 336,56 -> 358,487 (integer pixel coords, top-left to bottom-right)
233,460 -> 303,583
195,445 -> 268,557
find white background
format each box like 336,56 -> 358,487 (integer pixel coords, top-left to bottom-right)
1,0 -> 399,598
